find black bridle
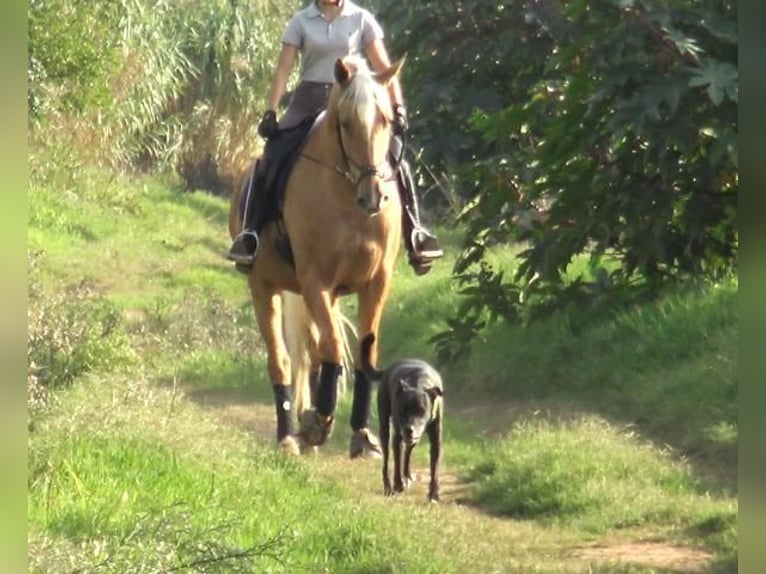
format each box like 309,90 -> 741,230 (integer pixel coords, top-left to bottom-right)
300,110 -> 404,186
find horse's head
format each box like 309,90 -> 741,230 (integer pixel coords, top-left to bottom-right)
332,55 -> 405,216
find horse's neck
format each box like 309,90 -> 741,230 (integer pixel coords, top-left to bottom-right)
307,108 -> 343,163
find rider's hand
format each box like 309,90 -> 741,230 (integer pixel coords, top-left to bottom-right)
392,104 -> 408,137
258,110 -> 278,139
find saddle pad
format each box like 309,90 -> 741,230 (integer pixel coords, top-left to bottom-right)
238,111 -> 324,226
269,111 -> 325,215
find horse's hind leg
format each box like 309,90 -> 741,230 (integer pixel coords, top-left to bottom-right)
250,284 -> 300,455
307,330 -> 321,407
349,277 -> 393,459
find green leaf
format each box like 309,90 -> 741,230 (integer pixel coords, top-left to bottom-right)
688,60 -> 738,105
662,25 -> 702,59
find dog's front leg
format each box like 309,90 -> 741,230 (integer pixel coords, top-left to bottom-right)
381,426 -> 393,496
427,419 -> 442,502
379,400 -> 393,496
392,430 -> 405,493
403,444 -> 416,490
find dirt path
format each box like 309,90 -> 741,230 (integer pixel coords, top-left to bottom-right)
184,385 -> 715,573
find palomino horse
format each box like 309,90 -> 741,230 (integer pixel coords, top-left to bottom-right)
228,55 -> 404,457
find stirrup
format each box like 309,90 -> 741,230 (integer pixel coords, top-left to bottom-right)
226,230 -> 260,265
410,228 -> 444,261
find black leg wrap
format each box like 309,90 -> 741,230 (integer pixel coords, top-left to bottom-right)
272,385 -> 295,441
350,370 -> 373,431
316,361 -> 342,417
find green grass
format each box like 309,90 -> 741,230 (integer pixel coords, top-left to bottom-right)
28,160 -> 738,573
27,377 -> 558,574
467,417 -> 736,535
440,274 -> 738,495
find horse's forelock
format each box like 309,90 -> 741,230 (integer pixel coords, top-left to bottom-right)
336,64 -> 393,132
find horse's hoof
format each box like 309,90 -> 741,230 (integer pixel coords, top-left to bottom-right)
298,435 -> 319,456
278,435 -> 301,456
349,428 -> 382,459
298,408 -> 334,447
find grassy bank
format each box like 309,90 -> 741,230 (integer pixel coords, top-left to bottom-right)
28,166 -> 737,573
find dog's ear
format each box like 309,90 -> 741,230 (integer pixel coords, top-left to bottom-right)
426,387 -> 443,401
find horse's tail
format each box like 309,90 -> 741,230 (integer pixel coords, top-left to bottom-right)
281,292 -> 356,415
359,333 -> 384,382
281,291 -> 313,416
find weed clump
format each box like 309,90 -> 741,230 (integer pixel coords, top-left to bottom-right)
27,250 -> 135,410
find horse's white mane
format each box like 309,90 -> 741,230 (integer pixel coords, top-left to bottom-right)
336,56 -> 392,130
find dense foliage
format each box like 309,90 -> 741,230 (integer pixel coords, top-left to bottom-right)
28,0 -> 123,117
379,0 -> 737,352
28,0 -> 298,190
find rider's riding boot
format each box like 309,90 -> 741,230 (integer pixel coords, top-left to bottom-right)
397,158 -> 444,275
227,159 -> 268,266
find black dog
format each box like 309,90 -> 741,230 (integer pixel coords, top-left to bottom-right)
360,333 -> 444,502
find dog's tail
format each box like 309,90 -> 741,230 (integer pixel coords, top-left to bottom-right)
359,333 -> 384,381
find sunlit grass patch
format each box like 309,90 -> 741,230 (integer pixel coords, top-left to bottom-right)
28,433 -> 314,573
466,416 -> 736,550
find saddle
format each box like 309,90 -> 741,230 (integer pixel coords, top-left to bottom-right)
237,112 -> 324,266
239,111 -> 324,227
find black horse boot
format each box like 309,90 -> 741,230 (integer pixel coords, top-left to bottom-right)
349,369 -> 382,459
272,384 -> 300,455
227,159 -> 268,267
397,157 -> 444,275
299,361 -> 341,447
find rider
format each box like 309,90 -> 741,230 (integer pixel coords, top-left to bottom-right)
227,0 -> 443,275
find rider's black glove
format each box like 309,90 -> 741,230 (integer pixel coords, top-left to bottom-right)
392,104 -> 408,137
258,110 -> 278,139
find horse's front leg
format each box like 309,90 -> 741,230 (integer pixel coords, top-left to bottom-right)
298,287 -> 344,447
250,283 -> 299,455
349,274 -> 393,459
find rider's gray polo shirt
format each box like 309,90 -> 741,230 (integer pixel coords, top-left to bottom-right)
282,1 -> 385,84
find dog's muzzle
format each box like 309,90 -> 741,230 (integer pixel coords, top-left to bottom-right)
403,428 -> 422,446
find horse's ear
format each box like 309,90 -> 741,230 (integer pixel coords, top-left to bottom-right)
334,58 -> 351,86
375,55 -> 406,87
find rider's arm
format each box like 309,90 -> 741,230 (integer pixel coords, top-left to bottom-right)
266,43 -> 298,112
364,39 -> 404,109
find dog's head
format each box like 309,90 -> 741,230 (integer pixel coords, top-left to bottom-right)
394,380 -> 443,446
